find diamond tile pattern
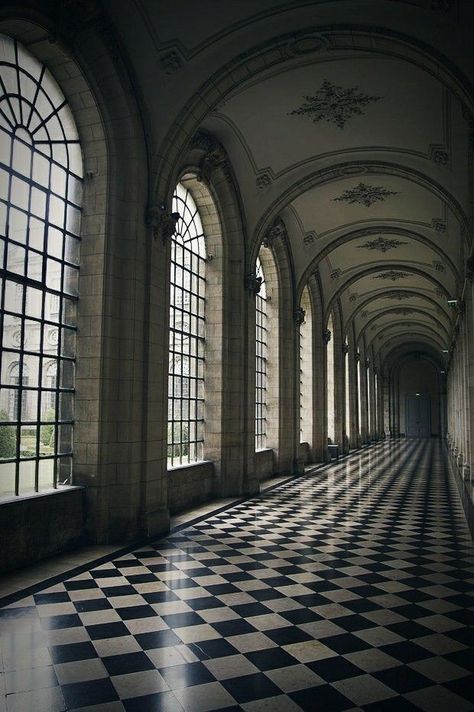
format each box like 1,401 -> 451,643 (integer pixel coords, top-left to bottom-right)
1,440 -> 473,711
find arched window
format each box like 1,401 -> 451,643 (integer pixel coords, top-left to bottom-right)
255,256 -> 267,450
0,35 -> 82,497
168,182 -> 206,466
327,313 -> 335,443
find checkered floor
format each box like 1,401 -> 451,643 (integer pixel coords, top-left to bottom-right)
1,439 -> 473,712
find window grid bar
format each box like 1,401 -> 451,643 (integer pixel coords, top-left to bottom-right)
0,36 -> 81,498
255,257 -> 267,451
167,185 -> 206,467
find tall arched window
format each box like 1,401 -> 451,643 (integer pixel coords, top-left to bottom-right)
327,313 -> 335,443
255,256 -> 267,450
0,35 -> 82,497
168,182 -> 206,466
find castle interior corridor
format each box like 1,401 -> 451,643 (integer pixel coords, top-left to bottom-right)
0,1 -> 473,710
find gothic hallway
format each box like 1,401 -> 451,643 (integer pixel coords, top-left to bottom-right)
1,439 -> 472,712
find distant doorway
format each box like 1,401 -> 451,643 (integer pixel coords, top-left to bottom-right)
406,395 -> 431,437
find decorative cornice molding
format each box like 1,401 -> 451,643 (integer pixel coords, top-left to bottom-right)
289,80 -> 381,129
285,32 -> 329,57
303,231 -> 317,246
262,218 -> 286,249
429,144 -> 449,164
323,328 -> 332,344
256,172 -> 272,190
146,206 -> 179,243
334,182 -> 398,207
160,49 -> 183,74
357,237 -> 407,252
294,307 -> 306,325
432,219 -> 447,233
245,272 -> 262,297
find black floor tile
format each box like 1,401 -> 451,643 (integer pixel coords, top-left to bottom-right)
62,678 -> 119,708
222,672 -> 281,703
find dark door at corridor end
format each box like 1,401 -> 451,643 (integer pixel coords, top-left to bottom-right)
406,395 -> 431,437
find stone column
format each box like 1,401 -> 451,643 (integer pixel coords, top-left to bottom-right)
244,271 -> 261,496
333,329 -> 345,452
359,354 -> 369,444
308,276 -> 327,462
351,350 -> 360,448
464,277 -> 474,480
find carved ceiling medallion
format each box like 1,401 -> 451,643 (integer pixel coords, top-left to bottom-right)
289,80 -> 381,129
334,182 -> 398,207
385,291 -> 414,300
374,271 -> 410,281
357,237 -> 407,252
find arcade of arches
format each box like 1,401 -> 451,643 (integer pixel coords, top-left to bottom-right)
0,2 -> 473,574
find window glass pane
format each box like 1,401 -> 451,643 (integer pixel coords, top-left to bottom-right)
255,256 -> 267,450
168,183 -> 206,467
0,33 -> 82,498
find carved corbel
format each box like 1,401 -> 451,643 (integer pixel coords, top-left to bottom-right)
245,272 -> 262,296
355,352 -> 361,363
294,307 -> 306,325
146,205 -> 179,243
323,329 -> 331,345
191,130 -> 230,183
342,342 -> 349,355
262,219 -> 286,249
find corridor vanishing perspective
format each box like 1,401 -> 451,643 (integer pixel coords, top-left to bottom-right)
1,440 -> 472,712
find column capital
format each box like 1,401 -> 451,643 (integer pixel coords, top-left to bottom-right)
244,272 -> 262,296
262,218 -> 287,249
294,307 -> 306,325
323,328 -> 331,344
146,205 -> 179,243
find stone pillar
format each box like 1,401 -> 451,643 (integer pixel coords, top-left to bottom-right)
333,329 -> 345,451
464,278 -> 474,481
359,354 -> 369,444
351,350 -> 360,448
308,277 -> 327,462
244,271 -> 261,496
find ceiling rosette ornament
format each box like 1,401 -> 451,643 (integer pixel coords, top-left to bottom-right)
334,183 -> 398,207
374,271 -> 410,281
288,80 -> 381,129
357,237 -> 407,252
385,291 -> 415,300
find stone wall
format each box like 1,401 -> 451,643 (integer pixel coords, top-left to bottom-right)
0,488 -> 85,574
167,462 -> 215,514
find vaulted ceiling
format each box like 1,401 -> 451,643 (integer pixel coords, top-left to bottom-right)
106,0 -> 473,371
